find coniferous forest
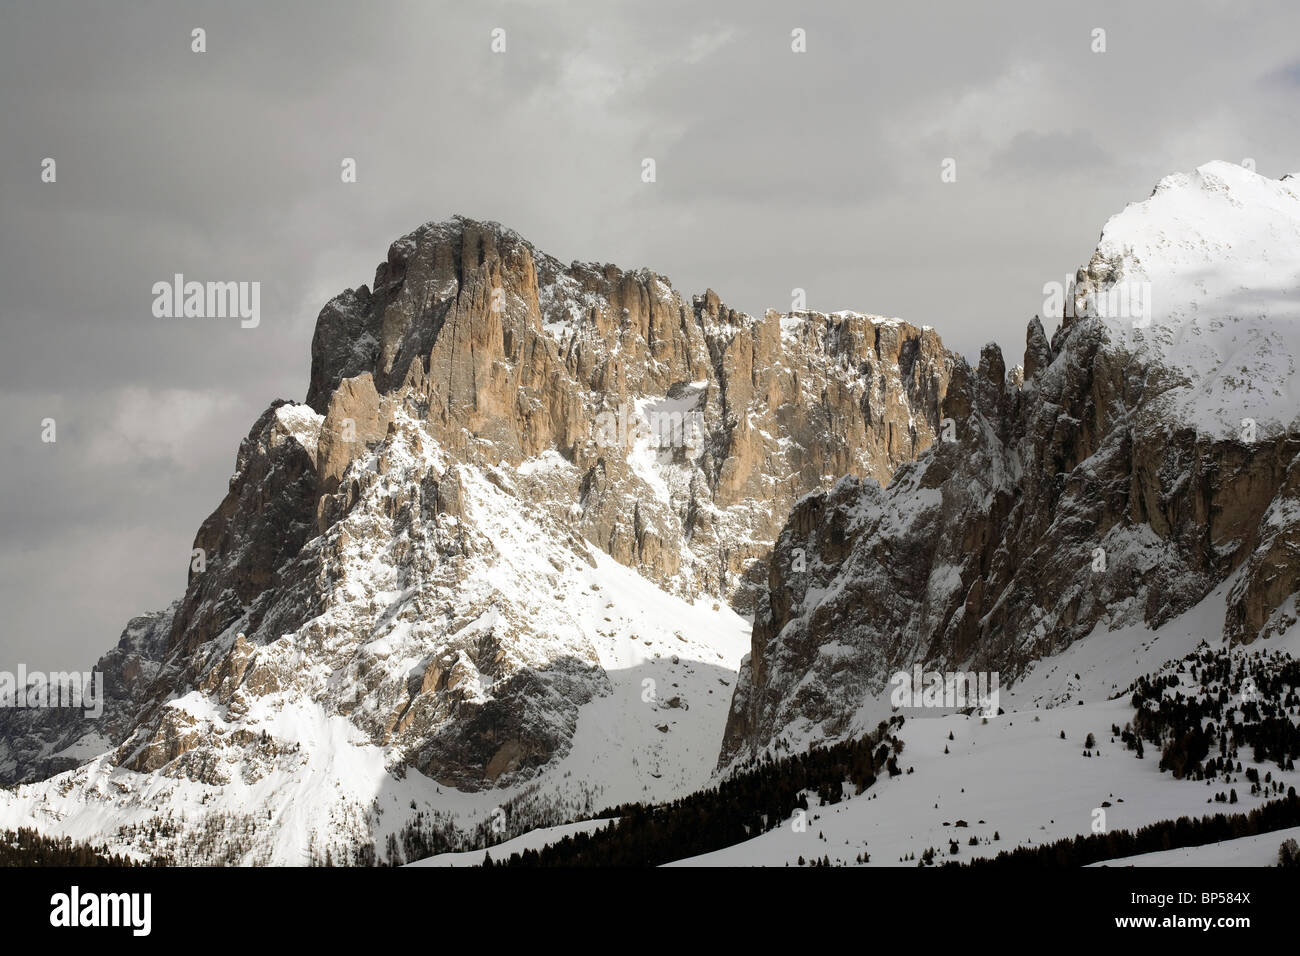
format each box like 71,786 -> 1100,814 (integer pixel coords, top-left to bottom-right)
0,827 -> 167,867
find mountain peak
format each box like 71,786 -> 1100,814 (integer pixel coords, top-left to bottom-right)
1074,162 -> 1300,437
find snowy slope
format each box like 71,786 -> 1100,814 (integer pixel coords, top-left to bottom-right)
674,587 -> 1300,867
448,462 -> 753,810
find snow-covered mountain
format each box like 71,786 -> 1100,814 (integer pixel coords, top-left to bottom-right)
721,161 -> 1300,767
1077,161 -> 1300,439
3,163 -> 1298,868
0,218 -> 953,863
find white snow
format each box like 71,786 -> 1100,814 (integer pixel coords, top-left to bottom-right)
273,402 -> 325,451
1084,161 -> 1300,438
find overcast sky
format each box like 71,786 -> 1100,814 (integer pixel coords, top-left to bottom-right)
2,0 -> 1298,668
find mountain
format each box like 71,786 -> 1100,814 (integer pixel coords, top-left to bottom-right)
5,163 -> 1298,868
720,161 -> 1300,766
0,218 -> 952,863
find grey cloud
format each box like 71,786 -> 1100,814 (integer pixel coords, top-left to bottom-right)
988,129 -> 1115,179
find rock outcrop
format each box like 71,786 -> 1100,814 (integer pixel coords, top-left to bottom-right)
297,217 -> 953,606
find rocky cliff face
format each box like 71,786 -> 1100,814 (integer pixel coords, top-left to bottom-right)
720,162 -> 1300,766
0,218 -> 952,861
301,217 -> 952,606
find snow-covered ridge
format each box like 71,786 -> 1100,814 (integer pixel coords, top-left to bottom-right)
1078,161 -> 1300,437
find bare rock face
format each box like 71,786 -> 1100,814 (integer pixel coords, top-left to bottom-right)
1226,448 -> 1300,643
4,217 -> 953,802
170,402 -> 324,662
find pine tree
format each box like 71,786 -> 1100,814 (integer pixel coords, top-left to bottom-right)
1279,839 -> 1300,868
